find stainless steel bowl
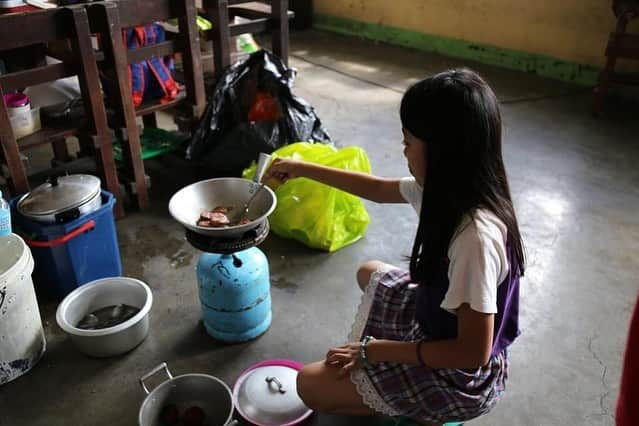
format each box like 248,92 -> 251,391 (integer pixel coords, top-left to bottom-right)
168,178 -> 277,239
56,277 -> 153,358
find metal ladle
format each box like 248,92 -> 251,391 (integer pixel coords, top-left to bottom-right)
231,153 -> 271,224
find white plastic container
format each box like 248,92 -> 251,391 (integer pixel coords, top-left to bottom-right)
10,107 -> 41,139
0,234 -> 46,385
56,277 -> 153,357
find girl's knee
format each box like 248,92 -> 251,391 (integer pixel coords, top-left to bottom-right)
356,260 -> 386,291
296,364 -> 323,410
296,365 -> 311,400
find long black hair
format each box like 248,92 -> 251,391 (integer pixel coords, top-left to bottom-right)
402,69 -> 525,284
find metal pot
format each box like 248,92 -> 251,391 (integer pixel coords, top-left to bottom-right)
17,174 -> 102,223
233,359 -> 313,426
168,177 -> 277,239
138,363 -> 238,426
55,277 -> 152,357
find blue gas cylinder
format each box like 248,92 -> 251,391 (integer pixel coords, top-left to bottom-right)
196,246 -> 271,342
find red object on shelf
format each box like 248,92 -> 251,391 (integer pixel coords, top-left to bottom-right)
0,5 -> 37,14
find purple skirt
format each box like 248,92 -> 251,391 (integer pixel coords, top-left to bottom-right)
349,267 -> 508,424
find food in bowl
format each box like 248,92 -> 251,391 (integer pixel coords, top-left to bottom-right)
197,206 -> 250,228
56,277 -> 152,357
160,404 -> 179,425
159,404 -> 206,426
183,406 -> 206,426
76,304 -> 140,330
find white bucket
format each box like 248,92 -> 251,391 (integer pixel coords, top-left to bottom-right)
0,234 -> 46,385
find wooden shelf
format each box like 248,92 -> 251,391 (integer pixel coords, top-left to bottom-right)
17,125 -> 80,151
610,72 -> 639,86
229,2 -> 294,19
135,90 -> 187,116
202,19 -> 279,40
230,18 -> 271,36
202,1 -> 294,40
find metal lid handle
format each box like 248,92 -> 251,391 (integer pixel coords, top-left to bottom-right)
139,362 -> 173,395
47,171 -> 69,187
265,376 -> 286,394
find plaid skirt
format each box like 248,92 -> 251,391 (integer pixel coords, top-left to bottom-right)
349,267 -> 508,424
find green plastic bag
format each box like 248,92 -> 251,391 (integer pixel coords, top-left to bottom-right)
242,142 -> 371,252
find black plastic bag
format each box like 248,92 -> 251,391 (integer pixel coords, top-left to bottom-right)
186,50 -> 331,177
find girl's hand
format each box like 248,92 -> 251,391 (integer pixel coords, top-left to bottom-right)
325,342 -> 362,377
263,158 -> 304,184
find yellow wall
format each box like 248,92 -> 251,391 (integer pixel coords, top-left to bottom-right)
315,0 -> 638,68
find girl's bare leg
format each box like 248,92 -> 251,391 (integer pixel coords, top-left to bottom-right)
356,260 -> 395,291
297,361 -> 376,415
297,361 -> 441,425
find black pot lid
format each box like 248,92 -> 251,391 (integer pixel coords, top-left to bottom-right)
18,174 -> 101,216
233,359 -> 312,426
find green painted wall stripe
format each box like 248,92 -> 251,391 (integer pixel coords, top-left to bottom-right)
314,14 -> 599,86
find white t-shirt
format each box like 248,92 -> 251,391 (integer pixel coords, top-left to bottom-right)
399,177 -> 509,315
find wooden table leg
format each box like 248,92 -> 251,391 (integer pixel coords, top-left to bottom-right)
51,137 -> 72,165
89,2 -> 149,211
273,0 -> 289,66
179,0 -> 206,118
67,7 -> 125,219
209,0 -> 231,79
594,14 -> 631,116
0,85 -> 29,195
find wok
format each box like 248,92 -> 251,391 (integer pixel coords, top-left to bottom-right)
169,177 -> 277,239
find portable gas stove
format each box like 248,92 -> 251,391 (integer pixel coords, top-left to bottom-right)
185,220 -> 272,342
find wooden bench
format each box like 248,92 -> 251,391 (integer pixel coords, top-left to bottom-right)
0,6 -> 124,218
593,1 -> 639,114
87,0 -> 206,210
202,0 -> 293,78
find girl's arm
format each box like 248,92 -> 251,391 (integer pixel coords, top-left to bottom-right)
369,304 -> 494,368
327,304 -> 494,373
264,158 -> 406,203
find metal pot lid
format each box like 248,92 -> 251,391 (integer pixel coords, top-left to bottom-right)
18,174 -> 101,216
234,360 -> 312,426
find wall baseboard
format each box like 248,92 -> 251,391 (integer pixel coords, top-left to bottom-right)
315,14 -> 600,86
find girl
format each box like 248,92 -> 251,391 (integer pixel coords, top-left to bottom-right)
264,68 -> 524,425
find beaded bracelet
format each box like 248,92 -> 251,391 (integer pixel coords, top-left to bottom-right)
360,335 -> 374,368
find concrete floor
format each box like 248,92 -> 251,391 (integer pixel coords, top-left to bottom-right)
2,30 -> 639,426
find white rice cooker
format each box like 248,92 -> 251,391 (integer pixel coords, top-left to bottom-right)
17,174 -> 102,223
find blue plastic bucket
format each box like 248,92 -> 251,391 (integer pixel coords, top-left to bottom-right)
10,190 -> 122,299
